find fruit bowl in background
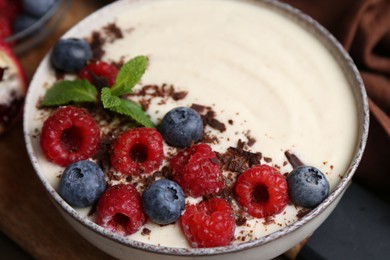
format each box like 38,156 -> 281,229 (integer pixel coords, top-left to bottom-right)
3,0 -> 71,55
23,0 -> 369,259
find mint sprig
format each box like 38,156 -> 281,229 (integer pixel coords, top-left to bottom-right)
41,55 -> 154,128
101,56 -> 154,127
110,55 -> 148,96
102,87 -> 154,128
41,79 -> 97,106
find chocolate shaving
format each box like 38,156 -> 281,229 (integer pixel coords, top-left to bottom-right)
203,110 -> 226,132
141,228 -> 151,236
200,131 -> 219,144
92,135 -> 113,174
218,187 -> 235,203
245,131 -> 256,147
89,31 -> 106,60
284,150 -> 305,169
262,216 -> 276,225
190,103 -> 209,114
218,147 -> 262,173
190,104 -> 226,132
130,84 -> 188,109
87,202 -> 97,217
104,23 -> 123,40
235,216 -> 247,226
237,139 -> 246,149
296,208 -> 311,219
171,91 -> 188,100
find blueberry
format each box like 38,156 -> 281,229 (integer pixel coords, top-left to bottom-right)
58,160 -> 106,208
51,38 -> 92,72
22,0 -> 57,17
287,165 -> 330,208
159,107 -> 203,148
12,14 -> 39,34
142,179 -> 185,225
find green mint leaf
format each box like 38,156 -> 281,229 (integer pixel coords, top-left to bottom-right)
101,87 -> 121,108
110,55 -> 148,96
41,80 -> 97,106
101,87 -> 154,128
111,99 -> 155,128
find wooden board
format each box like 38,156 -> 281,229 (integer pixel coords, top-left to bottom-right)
0,1 -> 304,259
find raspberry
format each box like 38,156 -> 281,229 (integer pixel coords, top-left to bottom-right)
180,198 -> 235,248
96,184 -> 145,236
235,165 -> 289,218
40,106 -> 100,167
79,60 -> 119,88
110,128 -> 164,175
170,143 -> 223,197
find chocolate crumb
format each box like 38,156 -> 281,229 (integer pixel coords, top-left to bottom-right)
263,157 -> 272,163
104,23 -> 123,41
262,216 -> 276,225
237,139 -> 246,149
89,31 -> 106,60
296,208 -> 311,219
172,91 -> 188,100
244,131 -> 256,147
141,228 -> 151,236
235,216 -> 247,226
219,147 -> 262,173
191,104 -> 226,132
87,203 -> 97,217
190,103 -> 208,113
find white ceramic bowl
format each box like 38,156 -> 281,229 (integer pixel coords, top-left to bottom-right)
23,0 -> 369,259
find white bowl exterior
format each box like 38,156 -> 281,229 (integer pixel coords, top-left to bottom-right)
23,0 -> 369,259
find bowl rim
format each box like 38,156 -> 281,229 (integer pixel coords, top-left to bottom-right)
23,0 -> 369,256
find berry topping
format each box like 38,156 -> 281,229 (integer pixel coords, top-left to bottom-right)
58,160 -> 106,208
287,165 -> 330,208
21,0 -> 55,17
96,184 -> 146,236
79,60 -> 119,88
235,165 -> 289,218
40,106 -> 100,166
110,127 -> 164,175
141,179 -> 185,225
51,38 -> 92,72
180,198 -> 235,248
159,107 -> 203,148
170,143 -> 223,197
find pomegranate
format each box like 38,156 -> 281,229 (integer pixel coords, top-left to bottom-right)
0,41 -> 27,135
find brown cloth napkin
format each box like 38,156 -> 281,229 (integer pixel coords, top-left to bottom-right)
283,0 -> 390,195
